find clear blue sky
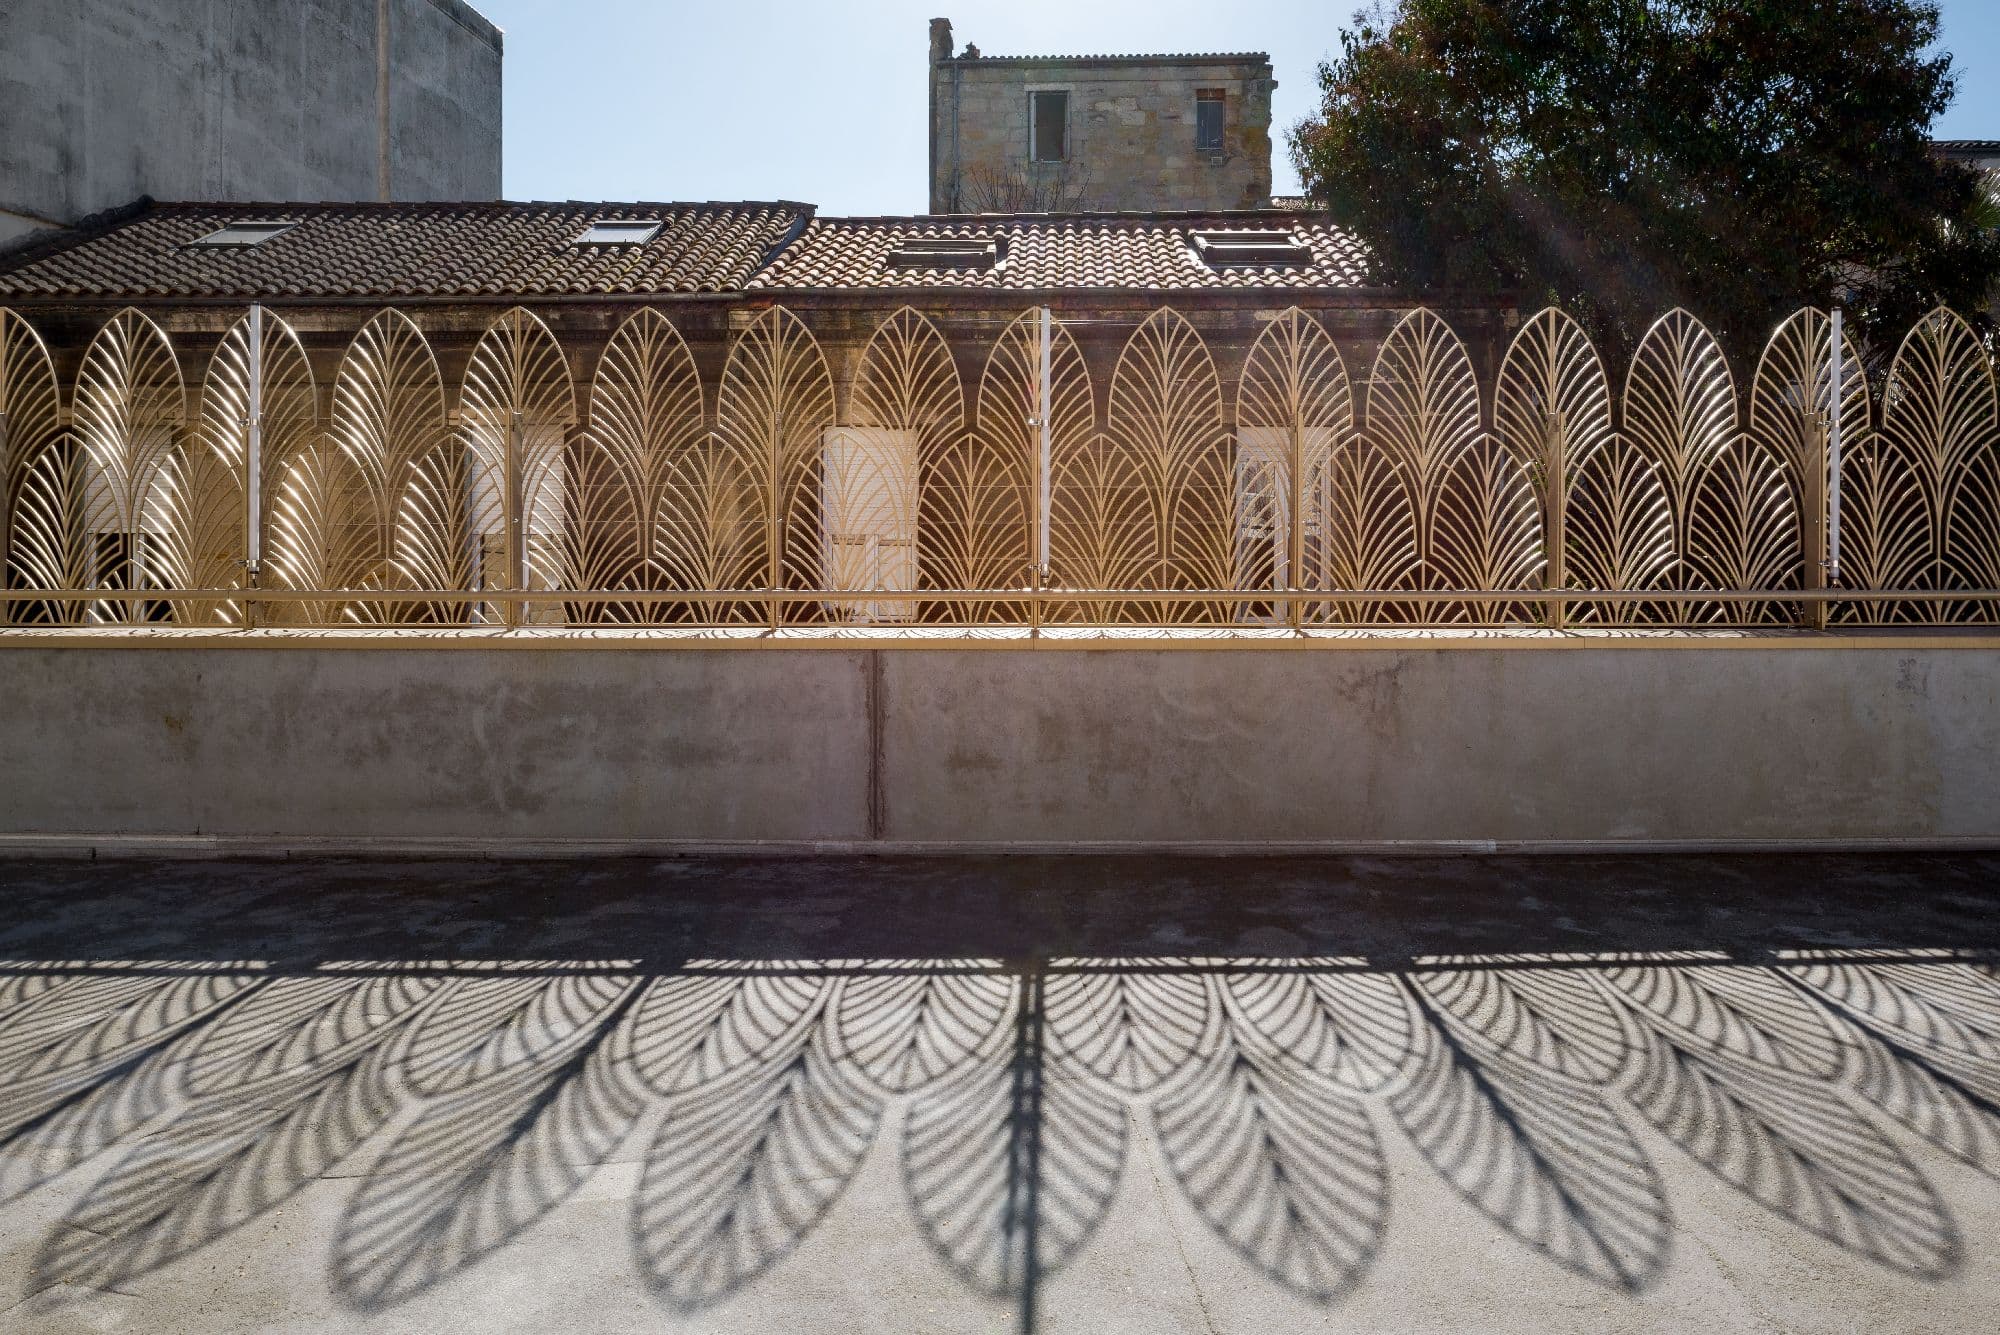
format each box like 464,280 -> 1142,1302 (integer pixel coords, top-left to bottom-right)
472,0 -> 2000,213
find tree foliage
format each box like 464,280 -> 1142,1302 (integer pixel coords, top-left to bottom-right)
1289,0 -> 2000,357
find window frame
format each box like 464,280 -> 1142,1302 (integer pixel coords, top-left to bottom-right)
187,220 -> 298,249
1028,89 -> 1071,164
572,219 -> 663,246
1195,90 -> 1226,154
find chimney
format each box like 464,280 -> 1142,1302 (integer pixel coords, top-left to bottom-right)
929,20 -> 956,211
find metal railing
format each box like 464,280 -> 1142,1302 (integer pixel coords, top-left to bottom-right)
1,300 -> 1996,633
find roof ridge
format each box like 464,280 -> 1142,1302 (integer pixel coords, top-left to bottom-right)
134,198 -> 817,212
817,209 -> 1312,225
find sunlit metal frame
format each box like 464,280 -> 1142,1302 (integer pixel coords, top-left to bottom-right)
3,302 -> 1997,632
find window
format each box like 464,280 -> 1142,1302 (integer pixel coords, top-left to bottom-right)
1196,90 -> 1226,153
1029,90 -> 1069,163
1189,230 -> 1314,268
188,220 -> 297,248
573,219 -> 662,246
884,237 -> 1004,271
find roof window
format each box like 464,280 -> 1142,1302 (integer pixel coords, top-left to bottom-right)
188,220 -> 297,248
885,236 -> 1004,272
573,219 -> 663,245
1189,230 -> 1313,268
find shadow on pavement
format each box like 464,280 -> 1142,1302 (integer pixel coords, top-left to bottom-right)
0,853 -> 1996,1329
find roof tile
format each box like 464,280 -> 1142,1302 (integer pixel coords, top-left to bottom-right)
0,200 -> 812,300
748,213 -> 1376,292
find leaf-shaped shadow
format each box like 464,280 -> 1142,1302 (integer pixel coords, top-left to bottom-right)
902,996 -> 1125,1298
332,977 -> 644,1308
634,1022 -> 883,1310
183,973 -> 445,1096
1416,960 -> 1633,1082
1622,1021 -> 1957,1277
1223,968 -> 1416,1094
1600,960 -> 1843,1079
1156,1040 -> 1386,1302
399,971 -> 638,1096
1841,1009 -> 2000,1177
631,969 -> 828,1098
1044,965 -> 1213,1097
835,964 -> 1016,1093
1778,965 -> 2000,1177
36,1039 -> 402,1290
0,971 -> 264,1204
25,970 -> 445,1285
0,971 -> 262,1103
0,970 -> 72,1023
0,1033 -> 184,1206
1389,985 -> 1669,1291
1788,961 -> 2000,1069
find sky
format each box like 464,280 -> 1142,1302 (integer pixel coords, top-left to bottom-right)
472,0 -> 2000,213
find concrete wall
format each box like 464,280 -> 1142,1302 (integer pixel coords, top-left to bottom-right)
929,21 -> 1273,212
1,643 -> 1997,850
0,0 -> 501,241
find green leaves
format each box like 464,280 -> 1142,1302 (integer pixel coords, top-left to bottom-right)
1290,0 -> 1999,357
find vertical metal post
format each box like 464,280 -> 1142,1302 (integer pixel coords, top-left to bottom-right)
1035,306 -> 1052,634
1543,411 -> 1567,631
1828,306 -> 1844,586
770,408 -> 784,632
0,409 -> 10,628
1287,403 -> 1305,632
504,409 -> 524,628
1803,408 -> 1829,632
1036,306 -> 1052,576
244,303 -> 264,627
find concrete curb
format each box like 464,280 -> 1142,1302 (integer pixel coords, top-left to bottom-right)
3,835 -> 1997,860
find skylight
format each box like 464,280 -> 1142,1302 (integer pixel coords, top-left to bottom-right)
1188,230 -> 1313,268
189,220 -> 298,248
884,236 -> 1004,271
574,220 -> 663,246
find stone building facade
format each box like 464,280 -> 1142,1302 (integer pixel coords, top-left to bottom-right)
927,18 -> 1275,214
0,0 -> 502,248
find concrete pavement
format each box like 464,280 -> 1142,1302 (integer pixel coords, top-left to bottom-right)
0,853 -> 1996,1332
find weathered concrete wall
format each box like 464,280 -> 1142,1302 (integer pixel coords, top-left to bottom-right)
929,21 -> 1274,212
0,648 -> 870,843
0,0 -> 501,235
1,644 -> 1996,848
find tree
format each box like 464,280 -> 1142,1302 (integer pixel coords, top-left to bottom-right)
1289,0 -> 2000,357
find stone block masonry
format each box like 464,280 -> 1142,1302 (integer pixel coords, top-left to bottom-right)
929,18 -> 1274,213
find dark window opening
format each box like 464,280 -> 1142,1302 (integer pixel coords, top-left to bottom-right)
1196,91 -> 1225,153
1030,91 -> 1069,163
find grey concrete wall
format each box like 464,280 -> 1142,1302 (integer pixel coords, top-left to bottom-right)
0,648 -> 870,842
0,0 -> 501,233
2,644 -> 1998,849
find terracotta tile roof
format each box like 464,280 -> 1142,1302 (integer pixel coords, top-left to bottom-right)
0,199 -> 813,300
748,213 -> 1377,292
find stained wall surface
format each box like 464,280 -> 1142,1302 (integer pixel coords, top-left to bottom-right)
1,643 -> 1995,848
0,0 -> 502,245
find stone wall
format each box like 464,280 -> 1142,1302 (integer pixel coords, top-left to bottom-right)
929,21 -> 1273,213
0,0 -> 503,246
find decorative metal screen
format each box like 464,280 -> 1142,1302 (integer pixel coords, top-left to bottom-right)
3,302 -> 1996,631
